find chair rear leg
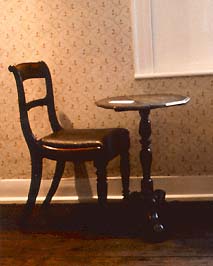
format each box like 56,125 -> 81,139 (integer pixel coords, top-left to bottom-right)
23,155 -> 42,217
120,150 -> 130,199
42,161 -> 65,206
94,159 -> 108,205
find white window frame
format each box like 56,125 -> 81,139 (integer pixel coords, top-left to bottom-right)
131,0 -> 213,79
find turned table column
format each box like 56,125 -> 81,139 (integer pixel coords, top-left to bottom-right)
139,109 -> 153,194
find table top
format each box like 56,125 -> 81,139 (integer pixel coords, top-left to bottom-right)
95,94 -> 190,111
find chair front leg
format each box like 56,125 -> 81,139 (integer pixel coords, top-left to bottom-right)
94,159 -> 108,205
42,161 -> 65,206
120,150 -> 130,199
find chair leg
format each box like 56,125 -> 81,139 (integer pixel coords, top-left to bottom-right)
24,155 -> 42,215
42,161 -> 65,206
94,159 -> 108,205
120,150 -> 130,199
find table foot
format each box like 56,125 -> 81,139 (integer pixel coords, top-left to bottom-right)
129,189 -> 167,242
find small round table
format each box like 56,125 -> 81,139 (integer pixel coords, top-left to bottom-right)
96,94 -> 190,239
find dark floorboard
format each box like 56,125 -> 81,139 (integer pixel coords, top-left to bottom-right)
1,201 -> 213,265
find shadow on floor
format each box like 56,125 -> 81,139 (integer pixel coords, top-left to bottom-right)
1,201 -> 213,240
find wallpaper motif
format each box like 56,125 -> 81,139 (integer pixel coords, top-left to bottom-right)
0,0 -> 212,180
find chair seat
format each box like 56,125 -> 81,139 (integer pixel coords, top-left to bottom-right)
41,128 -> 129,150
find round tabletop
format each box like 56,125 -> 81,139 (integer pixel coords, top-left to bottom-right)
95,94 -> 190,111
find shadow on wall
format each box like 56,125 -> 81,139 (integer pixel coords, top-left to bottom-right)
58,112 -> 93,202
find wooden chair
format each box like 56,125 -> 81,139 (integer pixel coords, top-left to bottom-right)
9,61 -> 130,214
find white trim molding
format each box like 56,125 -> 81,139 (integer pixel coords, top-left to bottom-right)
0,175 -> 213,204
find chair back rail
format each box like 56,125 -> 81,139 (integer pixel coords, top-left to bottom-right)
9,62 -> 61,150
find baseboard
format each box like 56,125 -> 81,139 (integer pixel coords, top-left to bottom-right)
0,175 -> 213,204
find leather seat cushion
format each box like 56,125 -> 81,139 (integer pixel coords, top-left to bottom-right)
41,128 -> 129,151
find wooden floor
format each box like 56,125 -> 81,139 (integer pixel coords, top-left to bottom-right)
1,201 -> 213,266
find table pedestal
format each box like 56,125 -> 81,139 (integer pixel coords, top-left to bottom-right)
139,109 -> 153,193
130,109 -> 166,239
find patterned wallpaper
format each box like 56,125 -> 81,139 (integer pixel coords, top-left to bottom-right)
0,0 -> 213,180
